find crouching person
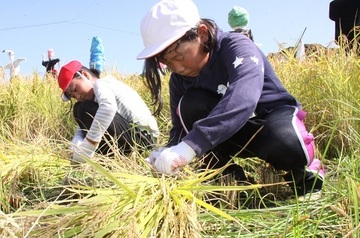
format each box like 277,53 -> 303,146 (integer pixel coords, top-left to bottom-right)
138,0 -> 324,199
57,60 -> 159,162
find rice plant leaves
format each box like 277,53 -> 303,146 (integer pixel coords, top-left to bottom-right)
94,220 -> 119,238
83,157 -> 136,197
175,189 -> 239,223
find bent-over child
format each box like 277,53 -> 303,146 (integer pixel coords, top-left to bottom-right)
57,60 -> 159,163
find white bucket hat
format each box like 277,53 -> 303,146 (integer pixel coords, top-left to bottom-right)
136,0 -> 200,60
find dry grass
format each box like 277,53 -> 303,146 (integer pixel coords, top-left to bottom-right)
0,42 -> 359,237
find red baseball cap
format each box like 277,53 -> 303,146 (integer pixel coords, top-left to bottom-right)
58,60 -> 82,101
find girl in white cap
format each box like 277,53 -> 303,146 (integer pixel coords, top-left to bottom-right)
57,60 -> 159,163
137,0 -> 324,198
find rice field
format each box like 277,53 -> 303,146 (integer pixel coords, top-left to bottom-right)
0,44 -> 359,237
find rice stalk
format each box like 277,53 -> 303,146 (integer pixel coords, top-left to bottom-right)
10,148 -> 283,238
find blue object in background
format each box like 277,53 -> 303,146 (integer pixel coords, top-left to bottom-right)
89,36 -> 105,73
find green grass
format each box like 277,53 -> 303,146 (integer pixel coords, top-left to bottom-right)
0,45 -> 359,237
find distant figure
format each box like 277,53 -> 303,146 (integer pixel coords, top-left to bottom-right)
89,36 -> 105,74
2,49 -> 26,78
42,49 -> 60,77
228,6 -> 254,41
329,0 -> 360,49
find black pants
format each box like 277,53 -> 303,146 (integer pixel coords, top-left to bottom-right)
73,100 -> 154,156
179,88 -> 312,183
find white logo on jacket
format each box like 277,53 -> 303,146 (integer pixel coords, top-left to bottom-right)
217,82 -> 229,95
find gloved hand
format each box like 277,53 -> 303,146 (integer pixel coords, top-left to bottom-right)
151,141 -> 196,175
145,147 -> 167,164
69,134 -> 84,151
72,138 -> 97,163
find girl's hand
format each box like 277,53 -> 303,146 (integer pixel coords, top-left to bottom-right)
152,142 -> 196,174
72,138 -> 97,163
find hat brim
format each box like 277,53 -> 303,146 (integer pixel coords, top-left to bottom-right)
136,28 -> 189,60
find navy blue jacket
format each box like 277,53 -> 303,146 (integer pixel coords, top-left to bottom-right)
168,28 -> 300,156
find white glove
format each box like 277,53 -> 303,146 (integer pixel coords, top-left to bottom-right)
70,134 -> 84,151
72,138 -> 97,163
152,141 -> 196,175
145,147 -> 167,164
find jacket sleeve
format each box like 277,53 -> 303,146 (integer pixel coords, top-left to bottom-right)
183,36 -> 264,156
86,81 -> 117,142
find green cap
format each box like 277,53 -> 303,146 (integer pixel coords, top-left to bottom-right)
228,6 -> 250,30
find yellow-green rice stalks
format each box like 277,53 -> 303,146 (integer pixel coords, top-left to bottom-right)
11,150 -> 267,238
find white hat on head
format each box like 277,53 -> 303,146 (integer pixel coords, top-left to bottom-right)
136,0 -> 200,60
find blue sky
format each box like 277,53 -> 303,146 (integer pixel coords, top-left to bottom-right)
0,0 -> 335,78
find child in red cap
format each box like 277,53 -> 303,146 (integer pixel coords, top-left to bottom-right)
58,60 -> 159,163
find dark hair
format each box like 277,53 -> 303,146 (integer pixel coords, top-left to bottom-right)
234,28 -> 254,42
89,68 -> 101,78
142,18 -> 217,116
64,66 -> 100,101
79,66 -> 100,78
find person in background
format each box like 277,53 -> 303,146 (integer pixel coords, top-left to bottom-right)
228,6 -> 254,42
57,60 -> 159,163
329,0 -> 360,52
137,0 -> 325,199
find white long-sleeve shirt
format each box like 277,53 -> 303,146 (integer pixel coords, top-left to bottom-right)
74,75 -> 159,142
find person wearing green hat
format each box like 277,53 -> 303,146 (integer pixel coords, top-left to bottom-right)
228,6 -> 254,41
